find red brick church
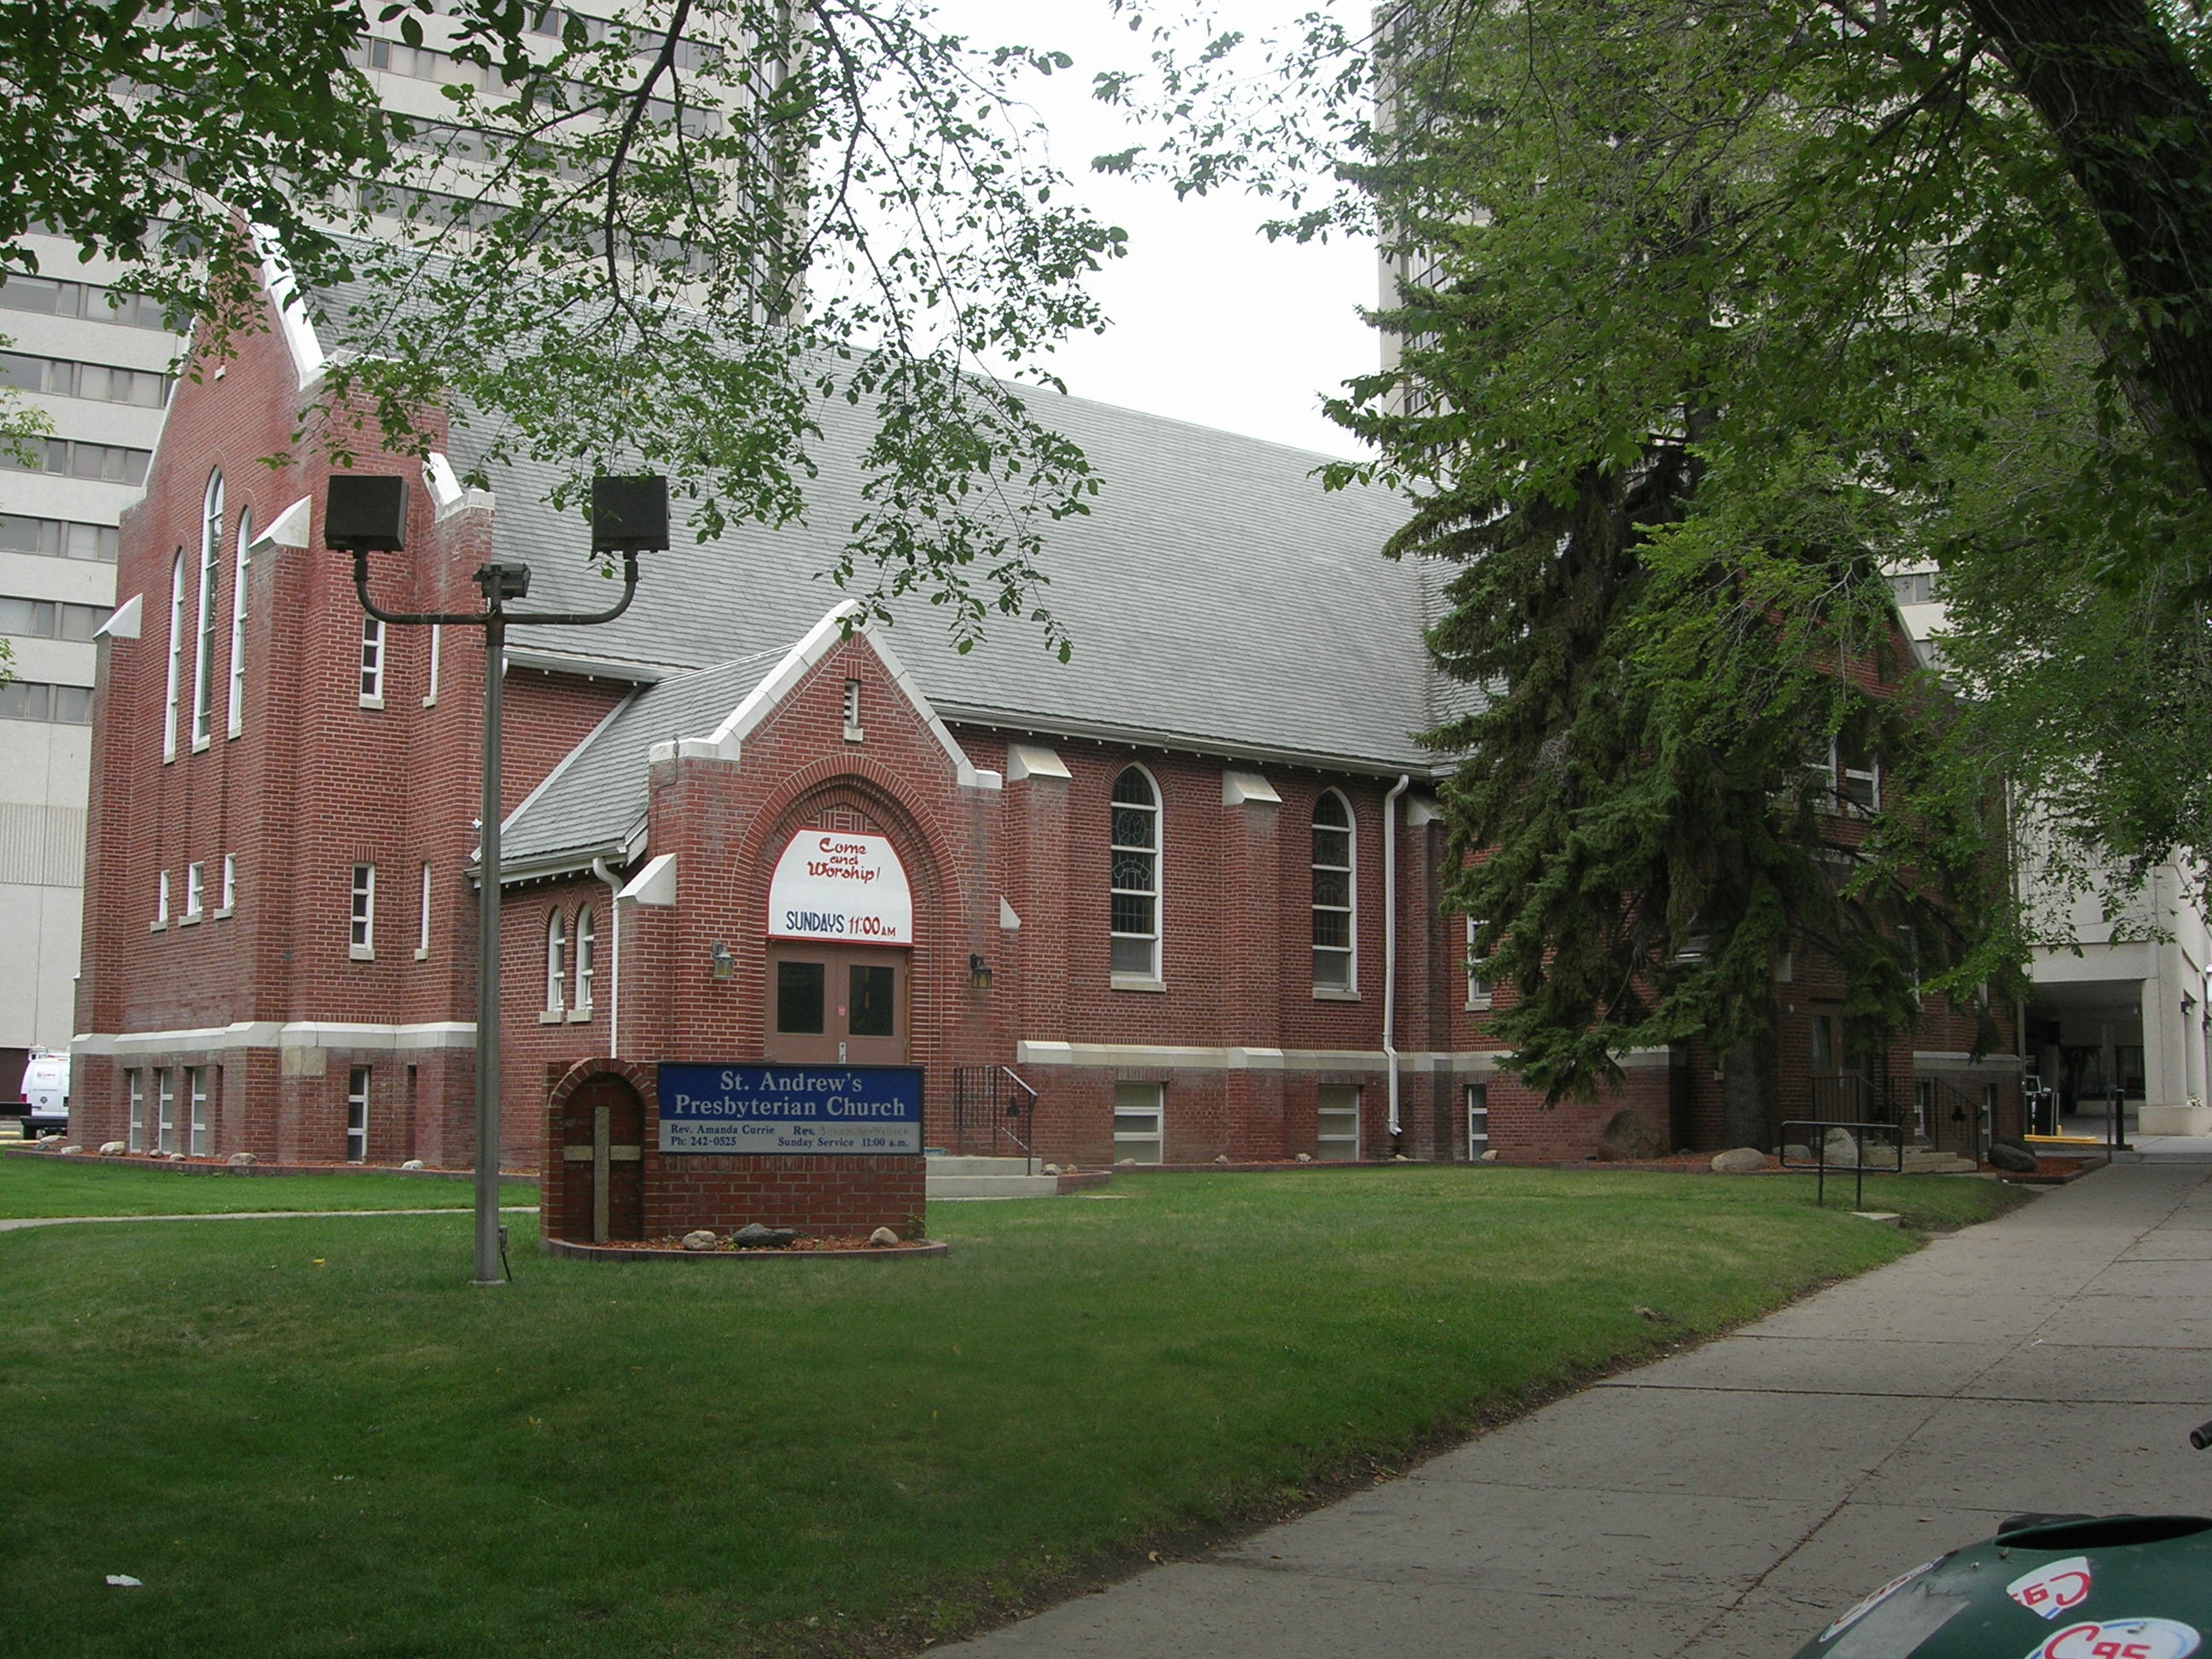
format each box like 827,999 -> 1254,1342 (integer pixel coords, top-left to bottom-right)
66,259 -> 2019,1173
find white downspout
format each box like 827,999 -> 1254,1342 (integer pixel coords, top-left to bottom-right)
591,858 -> 622,1058
1382,774 -> 1412,1147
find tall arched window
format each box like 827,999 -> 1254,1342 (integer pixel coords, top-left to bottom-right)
1312,789 -> 1355,989
1109,766 -> 1160,978
544,910 -> 567,1013
192,469 -> 222,746
574,906 -> 596,1011
162,550 -> 185,761
226,503 -> 251,737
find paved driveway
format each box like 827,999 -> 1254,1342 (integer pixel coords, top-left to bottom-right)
940,1159 -> 2212,1659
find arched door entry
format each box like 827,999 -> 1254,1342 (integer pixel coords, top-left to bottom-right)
764,946 -> 910,1065
561,1073 -> 644,1243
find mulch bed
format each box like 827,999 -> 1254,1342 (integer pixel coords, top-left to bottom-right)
542,1234 -> 947,1263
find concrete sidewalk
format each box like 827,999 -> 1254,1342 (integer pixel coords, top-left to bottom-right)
941,1161 -> 2212,1659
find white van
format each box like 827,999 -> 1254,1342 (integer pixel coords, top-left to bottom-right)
20,1049 -> 68,1137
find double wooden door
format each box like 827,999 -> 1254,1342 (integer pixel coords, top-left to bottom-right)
764,945 -> 910,1065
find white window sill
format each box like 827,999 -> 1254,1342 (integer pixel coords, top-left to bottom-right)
349,945 -> 375,961
538,1009 -> 566,1025
212,905 -> 233,920
843,725 -> 864,743
422,695 -> 437,709
191,736 -> 211,754
1109,974 -> 1166,993
178,911 -> 201,928
150,919 -> 167,932
226,724 -> 242,741
359,695 -> 385,711
413,946 -> 429,961
1467,996 -> 1493,1013
1313,986 -> 1361,1002
567,1006 -> 593,1024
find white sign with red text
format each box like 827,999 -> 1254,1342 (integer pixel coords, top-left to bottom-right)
2029,1618 -> 2201,1659
766,831 -> 914,944
2008,1557 -> 2094,1621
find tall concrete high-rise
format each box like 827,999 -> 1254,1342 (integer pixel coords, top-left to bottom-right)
0,0 -> 679,1104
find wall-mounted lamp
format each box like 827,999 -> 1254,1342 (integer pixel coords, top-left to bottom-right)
969,952 -> 993,990
711,940 -> 735,981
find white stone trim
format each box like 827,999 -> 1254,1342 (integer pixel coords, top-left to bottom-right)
999,897 -> 1021,931
689,601 -> 864,762
1008,1042 -> 1679,1076
259,496 -> 313,552
864,622 -> 999,792
73,1020 -> 476,1059
422,451 -> 464,511
250,224 -> 329,393
619,853 -> 676,907
1222,770 -> 1280,806
96,593 -> 143,641
1006,742 -> 1071,783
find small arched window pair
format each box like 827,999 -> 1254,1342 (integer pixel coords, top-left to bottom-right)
544,906 -> 597,1015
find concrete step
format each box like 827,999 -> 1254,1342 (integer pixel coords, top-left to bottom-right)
1901,1150 -> 1979,1174
925,1155 -> 1038,1178
927,1173 -> 1061,1201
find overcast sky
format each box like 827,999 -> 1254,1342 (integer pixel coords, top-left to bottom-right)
928,0 -> 1378,459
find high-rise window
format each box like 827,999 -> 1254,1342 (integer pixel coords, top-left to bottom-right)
1109,767 -> 1161,979
184,861 -> 204,920
574,906 -> 596,1011
416,861 -> 432,958
220,853 -> 236,914
1312,791 -> 1354,990
126,1070 -> 145,1152
155,1069 -> 176,1152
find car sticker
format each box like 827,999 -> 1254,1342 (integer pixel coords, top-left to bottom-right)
2007,1557 -> 2094,1621
2028,1617 -> 2202,1659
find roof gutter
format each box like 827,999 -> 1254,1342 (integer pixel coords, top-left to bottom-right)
590,858 -> 624,1058
1383,773 -> 1412,1146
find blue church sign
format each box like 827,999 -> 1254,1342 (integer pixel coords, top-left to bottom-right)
656,1063 -> 924,1155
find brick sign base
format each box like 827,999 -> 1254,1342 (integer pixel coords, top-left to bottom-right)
539,1060 -> 928,1248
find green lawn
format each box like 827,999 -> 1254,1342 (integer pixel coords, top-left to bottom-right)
0,1166 -> 2022,1659
0,1154 -> 538,1217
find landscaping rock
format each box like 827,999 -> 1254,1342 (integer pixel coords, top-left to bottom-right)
1601,1109 -> 1670,1161
1042,1163 -> 1060,1175
868,1226 -> 899,1247
227,1151 -> 256,1167
1480,1149 -> 1499,1161
99,1141 -> 126,1155
57,1144 -> 82,1155
399,1158 -> 425,1170
1710,1147 -> 1767,1174
679,1230 -> 719,1252
1988,1140 -> 2039,1173
1295,1152 -> 1313,1163
164,1150 -> 184,1161
731,1223 -> 796,1249
1823,1127 -> 1861,1166
1214,1153 -> 1230,1165
1782,1144 -> 1813,1163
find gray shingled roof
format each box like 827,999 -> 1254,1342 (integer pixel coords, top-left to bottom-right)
450,386 -> 1452,772
503,649 -> 788,867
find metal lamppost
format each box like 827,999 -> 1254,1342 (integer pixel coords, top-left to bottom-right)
325,473 -> 669,1284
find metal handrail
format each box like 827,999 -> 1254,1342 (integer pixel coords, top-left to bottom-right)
1780,1119 -> 1906,1210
